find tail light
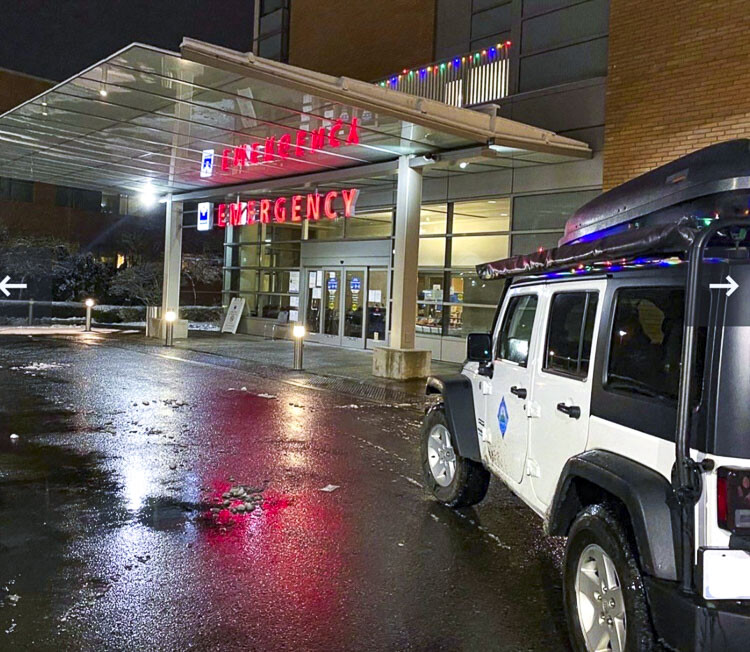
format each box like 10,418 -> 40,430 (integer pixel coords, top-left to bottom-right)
717,467 -> 750,534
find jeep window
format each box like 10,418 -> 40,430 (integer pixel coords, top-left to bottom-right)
497,294 -> 538,366
606,287 -> 685,401
544,292 -> 599,378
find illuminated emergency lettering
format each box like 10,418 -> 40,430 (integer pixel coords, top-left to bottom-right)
205,119 -> 361,176
214,188 -> 360,229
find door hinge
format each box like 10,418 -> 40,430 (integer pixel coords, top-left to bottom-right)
525,458 -> 541,478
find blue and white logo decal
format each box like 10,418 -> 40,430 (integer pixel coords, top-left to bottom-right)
327,277 -> 338,292
350,276 -> 361,291
497,397 -> 509,437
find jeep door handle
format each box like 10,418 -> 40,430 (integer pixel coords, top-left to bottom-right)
556,402 -> 581,419
510,386 -> 527,399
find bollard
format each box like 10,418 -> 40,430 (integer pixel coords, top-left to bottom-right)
27,298 -> 34,326
84,298 -> 94,332
292,323 -> 305,370
164,310 -> 176,347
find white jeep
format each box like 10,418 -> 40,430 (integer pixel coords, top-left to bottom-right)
421,139 -> 750,652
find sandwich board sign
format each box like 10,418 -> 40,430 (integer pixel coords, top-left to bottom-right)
221,297 -> 246,334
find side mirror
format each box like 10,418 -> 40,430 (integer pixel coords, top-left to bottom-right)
467,333 -> 492,363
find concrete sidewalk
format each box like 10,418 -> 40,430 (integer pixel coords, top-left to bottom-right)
169,331 -> 461,401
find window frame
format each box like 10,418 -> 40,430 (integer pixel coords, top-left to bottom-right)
542,290 -> 599,381
495,292 -> 539,368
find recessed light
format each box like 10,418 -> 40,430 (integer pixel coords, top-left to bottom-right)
459,161 -> 468,169
99,88 -> 108,97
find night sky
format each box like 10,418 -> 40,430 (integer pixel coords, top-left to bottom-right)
0,0 -> 255,81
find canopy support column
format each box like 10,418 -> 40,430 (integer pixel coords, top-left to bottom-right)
151,196 -> 187,339
372,155 -> 431,380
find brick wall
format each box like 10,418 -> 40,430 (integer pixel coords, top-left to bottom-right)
0,68 -> 52,114
603,0 -> 750,189
288,0 -> 436,81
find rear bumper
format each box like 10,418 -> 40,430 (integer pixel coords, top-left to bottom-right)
645,577 -> 750,651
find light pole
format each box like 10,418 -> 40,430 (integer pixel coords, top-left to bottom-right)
84,298 -> 95,332
164,310 -> 177,347
292,323 -> 306,370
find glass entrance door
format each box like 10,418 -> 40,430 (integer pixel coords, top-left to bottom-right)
365,268 -> 388,347
303,267 -> 386,349
321,269 -> 341,344
305,269 -> 321,335
342,269 -> 366,347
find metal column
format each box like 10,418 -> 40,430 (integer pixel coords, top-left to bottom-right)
161,195 -> 183,327
389,155 -> 423,350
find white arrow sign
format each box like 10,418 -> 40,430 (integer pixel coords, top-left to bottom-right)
709,275 -> 739,297
0,275 -> 27,297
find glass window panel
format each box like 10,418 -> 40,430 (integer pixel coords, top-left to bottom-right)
447,305 -> 496,338
366,269 -> 388,342
345,211 -> 393,239
239,245 -> 260,267
419,237 -> 446,267
449,271 -> 503,305
236,223 -> 262,244
544,292 -> 599,378
270,224 -> 302,242
606,287 -> 691,402
511,232 -> 564,255
258,294 -> 290,320
513,190 -> 600,231
307,218 -> 345,240
452,198 -> 511,233
417,303 -> 443,334
451,234 -> 508,267
420,205 -> 448,234
260,270 -> 291,293
418,272 -> 444,302
497,294 -> 538,366
260,243 -> 300,267
238,269 -> 259,294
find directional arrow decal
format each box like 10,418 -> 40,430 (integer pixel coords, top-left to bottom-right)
709,275 -> 739,297
0,275 -> 27,297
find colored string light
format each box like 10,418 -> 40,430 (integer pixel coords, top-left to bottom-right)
379,41 -> 512,84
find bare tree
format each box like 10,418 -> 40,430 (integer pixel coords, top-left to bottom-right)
181,254 -> 222,305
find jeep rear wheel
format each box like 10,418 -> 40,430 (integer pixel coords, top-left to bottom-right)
420,406 -> 489,508
564,504 -> 657,652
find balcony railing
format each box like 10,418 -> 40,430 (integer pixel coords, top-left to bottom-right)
376,41 -> 511,108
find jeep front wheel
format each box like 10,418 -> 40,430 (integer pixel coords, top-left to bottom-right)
563,504 -> 657,652
420,406 -> 489,508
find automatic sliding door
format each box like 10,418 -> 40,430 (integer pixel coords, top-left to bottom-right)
343,269 -> 365,347
305,269 -> 321,335
321,269 -> 342,343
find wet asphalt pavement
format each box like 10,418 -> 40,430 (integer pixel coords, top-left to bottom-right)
0,333 -> 568,651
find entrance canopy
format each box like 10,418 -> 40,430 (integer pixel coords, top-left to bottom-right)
0,38 -> 591,199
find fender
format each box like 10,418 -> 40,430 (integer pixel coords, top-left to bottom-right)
425,374 -> 481,462
547,449 -> 679,581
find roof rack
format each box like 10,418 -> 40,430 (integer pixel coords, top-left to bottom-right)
476,139 -> 750,280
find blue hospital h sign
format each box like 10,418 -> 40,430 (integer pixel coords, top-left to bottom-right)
200,149 -> 214,178
197,202 -> 214,231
